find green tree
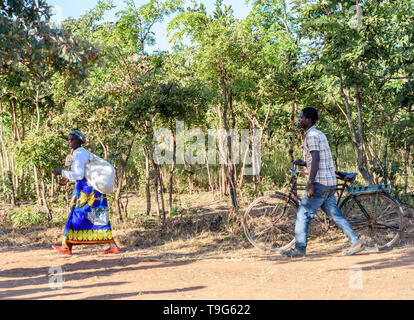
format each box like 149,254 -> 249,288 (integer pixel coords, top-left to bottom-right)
292,0 -> 414,185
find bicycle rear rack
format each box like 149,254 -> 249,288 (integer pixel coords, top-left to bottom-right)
348,184 -> 391,195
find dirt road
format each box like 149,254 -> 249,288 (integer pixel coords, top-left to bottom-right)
1,243 -> 413,300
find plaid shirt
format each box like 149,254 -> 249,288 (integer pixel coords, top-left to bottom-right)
303,126 -> 337,186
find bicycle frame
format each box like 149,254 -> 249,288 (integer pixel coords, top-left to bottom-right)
286,164 -> 349,206
284,165 -> 389,224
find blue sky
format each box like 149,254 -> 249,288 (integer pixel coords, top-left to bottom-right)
47,0 -> 252,52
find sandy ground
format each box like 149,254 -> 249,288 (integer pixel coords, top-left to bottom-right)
1,242 -> 413,300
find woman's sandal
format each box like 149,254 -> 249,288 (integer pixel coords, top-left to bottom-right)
52,245 -> 72,255
100,247 -> 120,255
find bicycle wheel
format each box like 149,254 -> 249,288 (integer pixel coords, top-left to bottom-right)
340,192 -> 404,251
243,193 -> 297,251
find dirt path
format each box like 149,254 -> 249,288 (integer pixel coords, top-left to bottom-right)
1,243 -> 414,300
1,196 -> 413,301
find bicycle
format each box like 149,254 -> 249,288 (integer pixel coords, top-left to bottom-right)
243,165 -> 405,252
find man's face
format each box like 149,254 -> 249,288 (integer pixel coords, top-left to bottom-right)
297,111 -> 312,129
68,135 -> 81,149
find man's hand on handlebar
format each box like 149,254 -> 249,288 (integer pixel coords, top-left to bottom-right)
293,159 -> 306,166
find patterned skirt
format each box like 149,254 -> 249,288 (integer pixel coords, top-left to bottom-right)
62,178 -> 114,247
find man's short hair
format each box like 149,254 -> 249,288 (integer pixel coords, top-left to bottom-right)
301,107 -> 318,125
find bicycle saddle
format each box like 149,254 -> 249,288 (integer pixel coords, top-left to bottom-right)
335,171 -> 357,182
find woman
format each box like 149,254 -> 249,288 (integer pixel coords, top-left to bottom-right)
52,130 -> 120,255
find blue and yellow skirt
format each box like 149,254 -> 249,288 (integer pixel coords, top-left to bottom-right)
62,178 -> 114,247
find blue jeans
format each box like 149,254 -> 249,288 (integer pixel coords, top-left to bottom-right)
294,182 -> 362,253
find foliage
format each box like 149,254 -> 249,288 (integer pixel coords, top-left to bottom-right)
0,0 -> 413,228
12,130 -> 64,172
9,207 -> 48,227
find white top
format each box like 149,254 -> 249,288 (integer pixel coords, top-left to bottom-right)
62,147 -> 90,183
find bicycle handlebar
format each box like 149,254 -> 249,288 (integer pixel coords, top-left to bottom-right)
290,164 -> 307,177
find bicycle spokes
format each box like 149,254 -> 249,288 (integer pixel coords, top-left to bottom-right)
341,193 -> 403,250
243,194 -> 297,251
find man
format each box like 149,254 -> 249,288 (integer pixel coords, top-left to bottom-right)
281,107 -> 365,258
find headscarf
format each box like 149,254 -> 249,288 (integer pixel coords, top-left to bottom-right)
69,130 -> 86,144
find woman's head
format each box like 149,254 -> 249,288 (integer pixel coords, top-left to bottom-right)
68,130 -> 85,149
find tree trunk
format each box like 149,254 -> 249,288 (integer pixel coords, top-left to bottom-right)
97,137 -> 108,160
220,164 -> 227,197
17,170 -> 23,199
35,90 -> 41,131
339,75 -> 373,185
20,102 -> 25,141
403,145 -> 410,197
158,165 -> 166,222
40,172 -> 52,224
33,91 -> 42,204
403,114 -> 410,197
168,129 -> 176,213
115,167 -> 124,221
153,165 -> 160,217
238,119 -> 253,188
10,98 -> 21,144
205,153 -> 214,192
334,142 -> 339,170
0,148 -> 15,206
183,151 -> 194,195
229,93 -> 238,191
143,145 -> 151,215
0,147 -> 5,193
187,164 -> 194,195
11,156 -> 18,197
220,71 -> 238,210
115,139 -> 135,221
50,172 -> 55,199
144,118 -> 164,219
354,79 -> 374,185
288,86 -> 297,165
7,171 -> 16,206
0,97 -> 16,205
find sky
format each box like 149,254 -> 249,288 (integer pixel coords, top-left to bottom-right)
47,0 -> 252,52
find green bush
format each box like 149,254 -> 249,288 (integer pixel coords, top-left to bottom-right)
9,207 -> 47,227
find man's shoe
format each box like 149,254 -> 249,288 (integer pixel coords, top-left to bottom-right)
52,245 -> 72,255
280,248 -> 305,258
342,243 -> 365,256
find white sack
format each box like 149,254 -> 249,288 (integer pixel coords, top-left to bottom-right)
84,152 -> 116,194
